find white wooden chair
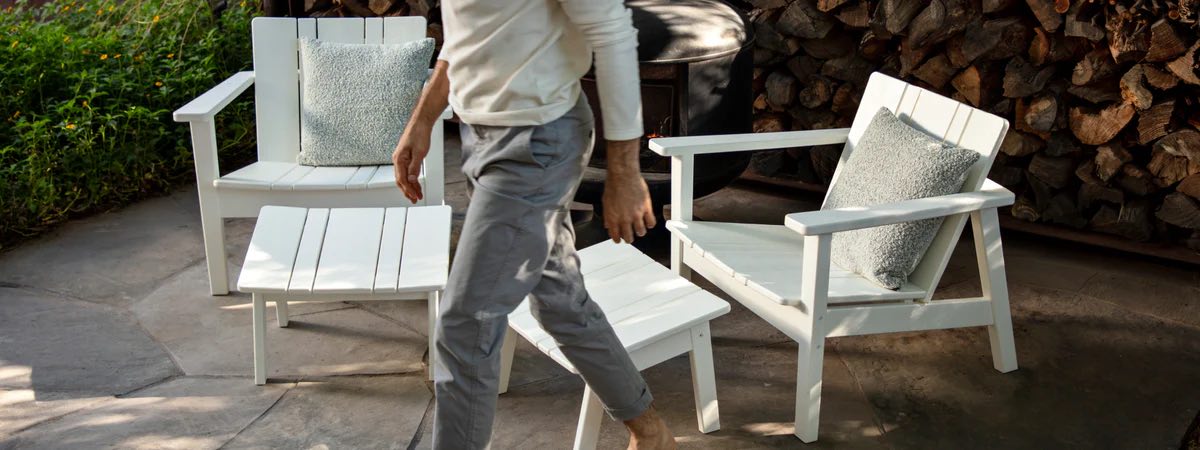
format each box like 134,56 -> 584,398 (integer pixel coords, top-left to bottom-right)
650,72 -> 1018,442
174,17 -> 448,295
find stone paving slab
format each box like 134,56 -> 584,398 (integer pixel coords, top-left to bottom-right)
354,300 -> 573,390
1079,268 -> 1200,329
0,377 -> 289,449
0,192 -> 208,308
222,376 -> 430,449
996,234 -> 1200,328
0,390 -> 108,438
833,280 -> 1200,450
133,265 -> 426,379
0,287 -> 179,396
454,341 -> 885,449
643,344 -> 886,449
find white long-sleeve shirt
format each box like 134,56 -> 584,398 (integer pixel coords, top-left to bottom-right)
437,0 -> 644,141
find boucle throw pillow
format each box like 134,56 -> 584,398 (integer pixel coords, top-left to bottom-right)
823,108 -> 981,290
297,37 -> 434,166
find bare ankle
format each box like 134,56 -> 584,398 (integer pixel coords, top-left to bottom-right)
624,405 -> 676,450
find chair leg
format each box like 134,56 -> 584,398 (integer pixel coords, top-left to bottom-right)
199,201 -> 229,296
795,234 -> 831,443
427,290 -> 440,381
689,323 -> 720,433
972,209 -> 1018,373
794,335 -> 825,443
573,386 -> 605,450
670,235 -> 693,281
498,326 -> 517,394
252,293 -> 267,385
275,299 -> 289,328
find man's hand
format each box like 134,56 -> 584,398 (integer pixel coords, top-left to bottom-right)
393,123 -> 431,203
602,138 -> 656,244
391,60 -> 451,203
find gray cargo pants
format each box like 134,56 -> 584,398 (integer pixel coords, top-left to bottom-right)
432,95 -> 653,449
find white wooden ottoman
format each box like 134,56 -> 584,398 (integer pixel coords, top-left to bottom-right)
237,205 -> 451,385
498,241 -> 730,450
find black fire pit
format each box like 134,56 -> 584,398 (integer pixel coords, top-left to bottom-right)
573,0 -> 754,236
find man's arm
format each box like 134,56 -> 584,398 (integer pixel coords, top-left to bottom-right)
559,0 -> 656,243
393,60 -> 451,203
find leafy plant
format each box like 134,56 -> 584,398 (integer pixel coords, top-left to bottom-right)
0,0 -> 257,248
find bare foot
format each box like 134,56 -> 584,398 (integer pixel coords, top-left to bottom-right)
624,405 -> 676,450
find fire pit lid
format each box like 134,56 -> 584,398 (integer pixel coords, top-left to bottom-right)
628,0 -> 751,64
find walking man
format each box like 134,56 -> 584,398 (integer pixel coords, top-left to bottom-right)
391,0 -> 675,448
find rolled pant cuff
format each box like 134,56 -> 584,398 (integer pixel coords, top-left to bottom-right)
606,386 -> 654,421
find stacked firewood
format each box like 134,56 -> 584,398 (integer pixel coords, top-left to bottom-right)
740,0 -> 1200,250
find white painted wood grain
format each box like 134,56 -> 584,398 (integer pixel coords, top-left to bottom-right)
173,71 -> 255,121
382,16 -> 427,44
906,88 -> 960,139
215,161 -> 297,191
367,165 -> 399,189
346,166 -> 380,189
373,207 -> 408,294
649,128 -> 849,157
396,205 -> 451,291
576,241 -> 641,275
271,164 -> 314,190
313,208 -> 385,294
238,206 -> 308,292
291,166 -> 360,191
251,18 -> 300,162
365,17 -> 384,44
316,18 -> 364,43
286,208 -> 330,293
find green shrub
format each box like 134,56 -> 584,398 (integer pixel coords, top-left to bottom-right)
0,0 -> 257,248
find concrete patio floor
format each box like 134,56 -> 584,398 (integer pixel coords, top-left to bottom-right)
2,136 -> 1198,449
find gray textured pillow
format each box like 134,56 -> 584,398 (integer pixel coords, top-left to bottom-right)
823,107 -> 981,290
297,37 -> 434,166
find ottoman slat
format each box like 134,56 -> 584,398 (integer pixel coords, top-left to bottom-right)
313,208 -> 386,294
396,206 -> 453,292
372,207 -> 411,294
238,206 -> 309,293
286,208 -> 330,293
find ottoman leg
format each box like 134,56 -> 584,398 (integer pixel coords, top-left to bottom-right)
573,387 -> 604,450
689,322 -> 720,433
252,293 -> 267,385
498,327 -> 517,394
426,290 -> 440,381
275,299 -> 289,328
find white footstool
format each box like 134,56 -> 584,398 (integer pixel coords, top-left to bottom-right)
237,205 -> 451,385
499,241 -> 730,450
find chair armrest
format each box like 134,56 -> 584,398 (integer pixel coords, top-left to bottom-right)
649,128 -> 850,157
173,71 -> 255,122
784,180 -> 1016,236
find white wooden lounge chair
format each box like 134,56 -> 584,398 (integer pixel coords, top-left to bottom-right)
174,17 -> 449,295
651,72 -> 1018,442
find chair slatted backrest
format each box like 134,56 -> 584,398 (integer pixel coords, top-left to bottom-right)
250,17 -> 427,162
824,73 -> 1010,300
